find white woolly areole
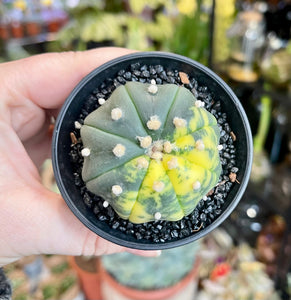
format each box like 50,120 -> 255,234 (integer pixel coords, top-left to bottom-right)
150,151 -> 163,161
113,144 -> 126,157
103,201 -> 109,208
137,136 -> 152,148
173,117 -> 187,128
202,195 -> 207,200
98,98 -> 106,105
195,100 -> 205,108
152,140 -> 163,152
136,157 -> 149,169
112,185 -> 123,196
163,141 -> 173,153
195,139 -> 205,151
111,108 -> 123,120
74,121 -> 82,129
217,144 -> 223,151
147,115 -> 161,130
148,84 -> 158,94
81,148 -> 90,157
153,181 -> 165,193
167,157 -> 178,170
154,212 -> 162,220
193,181 -> 201,190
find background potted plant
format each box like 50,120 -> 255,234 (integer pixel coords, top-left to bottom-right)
100,242 -> 201,300
68,255 -> 102,300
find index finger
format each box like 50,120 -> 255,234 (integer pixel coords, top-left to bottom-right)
0,47 -> 135,110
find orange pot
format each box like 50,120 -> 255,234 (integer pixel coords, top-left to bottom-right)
68,256 -> 102,300
0,24 -> 9,40
10,21 -> 24,38
100,257 -> 200,300
26,22 -> 41,36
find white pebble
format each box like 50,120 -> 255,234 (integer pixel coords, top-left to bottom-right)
202,195 -> 207,200
112,185 -> 122,196
195,100 -> 205,108
98,98 -> 106,105
147,115 -> 161,131
217,144 -> 223,151
151,79 -> 156,85
195,139 -> 205,151
111,108 -> 123,120
154,212 -> 162,220
74,121 -> 82,129
113,144 -> 126,157
137,136 -> 152,148
148,84 -> 158,94
153,181 -> 165,193
103,201 -> 109,208
167,157 -> 178,170
136,157 -> 149,169
173,117 -> 187,128
193,181 -> 201,190
81,148 -> 90,157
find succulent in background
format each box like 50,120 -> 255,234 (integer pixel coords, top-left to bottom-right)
261,48 -> 291,87
80,81 -> 221,224
213,0 -> 236,64
55,0 -> 212,65
101,241 -> 200,290
56,0 -> 174,51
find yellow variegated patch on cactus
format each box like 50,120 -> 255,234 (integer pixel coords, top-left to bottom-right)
80,81 -> 221,224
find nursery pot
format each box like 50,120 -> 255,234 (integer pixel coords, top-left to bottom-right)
52,51 -> 253,250
100,258 -> 200,300
68,256 -> 102,300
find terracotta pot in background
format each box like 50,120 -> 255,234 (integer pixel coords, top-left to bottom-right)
100,258 -> 201,300
47,19 -> 61,32
68,256 -> 102,300
26,22 -> 42,36
10,21 -> 24,38
0,23 -> 10,40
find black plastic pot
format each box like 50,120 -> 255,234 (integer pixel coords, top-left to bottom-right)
52,52 -> 253,250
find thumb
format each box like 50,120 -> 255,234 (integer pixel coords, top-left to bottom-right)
1,47 -> 135,110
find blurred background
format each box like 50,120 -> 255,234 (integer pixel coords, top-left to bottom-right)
1,0 -> 291,299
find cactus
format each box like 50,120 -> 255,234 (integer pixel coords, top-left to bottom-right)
80,81 -> 221,224
101,242 -> 200,290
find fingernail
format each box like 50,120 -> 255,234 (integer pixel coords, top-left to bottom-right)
126,249 -> 161,257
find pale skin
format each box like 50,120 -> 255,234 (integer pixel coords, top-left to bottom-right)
0,47 -> 159,267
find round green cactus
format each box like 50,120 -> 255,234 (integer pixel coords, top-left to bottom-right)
80,81 -> 221,224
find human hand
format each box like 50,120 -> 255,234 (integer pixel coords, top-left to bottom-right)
0,48 -> 159,266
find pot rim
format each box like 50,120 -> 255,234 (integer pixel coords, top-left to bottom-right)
52,51 -> 253,250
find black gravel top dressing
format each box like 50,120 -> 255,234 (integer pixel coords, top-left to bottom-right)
69,63 -> 239,244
